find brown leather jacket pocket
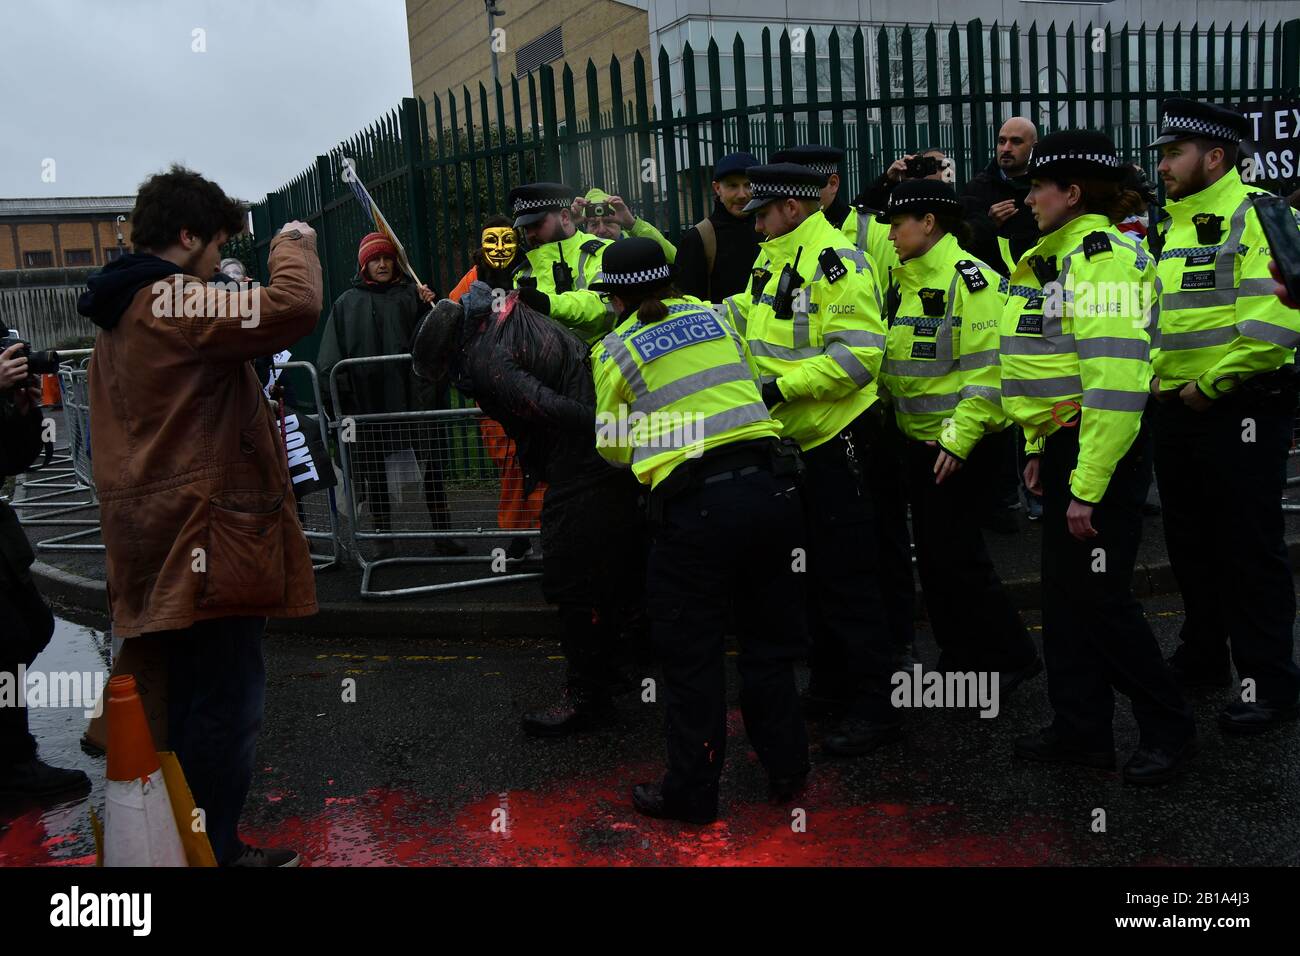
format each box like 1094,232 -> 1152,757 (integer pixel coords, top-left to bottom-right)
198,491 -> 286,608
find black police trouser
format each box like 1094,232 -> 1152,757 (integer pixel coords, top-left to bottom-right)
1152,388 -> 1300,704
854,405 -> 917,653
0,573 -> 54,766
904,438 -> 1036,672
647,468 -> 809,817
802,428 -> 897,723
1040,422 -> 1193,751
541,476 -> 646,701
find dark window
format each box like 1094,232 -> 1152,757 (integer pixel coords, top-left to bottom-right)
515,26 -> 562,76
23,250 -> 53,268
65,249 -> 94,266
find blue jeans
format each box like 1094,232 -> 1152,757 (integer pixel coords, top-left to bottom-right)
164,616 -> 267,865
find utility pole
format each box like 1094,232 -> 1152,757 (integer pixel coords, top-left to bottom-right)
485,0 -> 505,90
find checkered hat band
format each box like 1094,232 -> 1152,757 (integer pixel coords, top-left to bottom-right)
887,195 -> 962,213
1032,151 -> 1120,168
808,163 -> 837,176
753,182 -> 822,199
1161,115 -> 1239,141
513,196 -> 571,213
599,264 -> 671,285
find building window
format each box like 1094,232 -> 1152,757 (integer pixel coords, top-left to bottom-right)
23,250 -> 53,268
515,26 -> 562,76
105,248 -> 126,262
65,249 -> 94,267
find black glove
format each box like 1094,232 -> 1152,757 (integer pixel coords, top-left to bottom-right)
761,380 -> 785,408
517,286 -> 551,316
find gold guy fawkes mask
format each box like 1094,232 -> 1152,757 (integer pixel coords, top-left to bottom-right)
481,227 -> 518,268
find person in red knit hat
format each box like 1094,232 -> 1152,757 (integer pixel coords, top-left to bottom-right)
318,232 -> 465,557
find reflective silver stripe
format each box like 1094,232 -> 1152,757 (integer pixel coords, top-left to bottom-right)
792,307 -> 811,349
716,308 -> 750,364
883,357 -> 956,378
958,347 -> 1000,370
601,333 -> 649,397
825,329 -> 886,349
1002,375 -> 1082,398
1001,334 -> 1077,356
1238,277 -> 1282,298
894,392 -> 960,414
1163,287 -> 1238,310
1076,336 -> 1150,361
630,401 -> 770,462
575,249 -> 597,290
959,384 -> 1002,405
632,363 -> 754,415
724,296 -> 747,335
855,212 -> 871,253
828,342 -> 874,386
935,273 -> 961,364
1237,319 -> 1300,349
1156,325 -> 1237,351
1215,198 -> 1251,290
1082,388 -> 1149,412
750,340 -> 823,361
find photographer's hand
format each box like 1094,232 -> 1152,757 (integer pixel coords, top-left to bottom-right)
12,381 -> 41,415
0,343 -> 29,390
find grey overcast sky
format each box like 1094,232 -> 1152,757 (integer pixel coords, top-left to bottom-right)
0,0 -> 413,202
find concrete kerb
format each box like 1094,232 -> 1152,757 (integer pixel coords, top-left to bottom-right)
30,541 -> 1300,639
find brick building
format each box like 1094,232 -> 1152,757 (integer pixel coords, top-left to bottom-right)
0,196 -> 134,288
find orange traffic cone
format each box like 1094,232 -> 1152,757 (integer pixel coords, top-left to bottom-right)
41,373 -> 61,409
103,675 -> 187,867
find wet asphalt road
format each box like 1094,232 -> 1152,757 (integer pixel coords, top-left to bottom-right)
2,591 -> 1298,867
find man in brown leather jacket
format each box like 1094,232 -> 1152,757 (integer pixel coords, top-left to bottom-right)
78,165 -> 323,866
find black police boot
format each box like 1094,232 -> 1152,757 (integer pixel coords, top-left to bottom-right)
521,687 -> 616,738
225,843 -> 302,867
1165,646 -> 1232,689
1013,727 -> 1116,770
768,772 -> 808,805
822,718 -> 903,757
0,757 -> 92,801
630,783 -> 717,825
1122,735 -> 1198,785
1217,699 -> 1300,734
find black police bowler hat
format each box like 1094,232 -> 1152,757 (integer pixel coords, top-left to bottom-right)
742,162 -> 829,213
1146,98 -> 1251,149
875,178 -> 964,223
1029,130 -> 1126,181
507,182 -> 576,228
772,144 -> 846,178
587,237 -> 673,294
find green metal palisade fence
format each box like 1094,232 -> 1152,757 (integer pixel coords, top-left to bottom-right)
246,18 -> 1300,368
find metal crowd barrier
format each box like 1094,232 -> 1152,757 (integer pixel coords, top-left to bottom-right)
328,353 -> 541,599
21,354 -> 107,552
273,360 -> 341,571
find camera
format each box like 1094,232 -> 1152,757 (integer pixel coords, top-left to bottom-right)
585,202 -> 612,219
1,331 -> 61,386
904,154 -> 945,179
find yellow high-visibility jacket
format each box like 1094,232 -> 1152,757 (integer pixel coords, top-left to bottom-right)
591,295 -> 780,488
999,213 -> 1155,503
881,232 -> 1010,460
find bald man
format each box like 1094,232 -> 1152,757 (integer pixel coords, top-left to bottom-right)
959,117 -> 1040,277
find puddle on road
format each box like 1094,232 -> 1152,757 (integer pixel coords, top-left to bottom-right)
0,614 -> 109,866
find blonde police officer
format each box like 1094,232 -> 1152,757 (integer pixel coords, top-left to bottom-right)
999,130 -> 1195,785
591,237 -> 810,824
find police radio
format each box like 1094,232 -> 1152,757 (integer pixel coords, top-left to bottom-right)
772,247 -> 804,320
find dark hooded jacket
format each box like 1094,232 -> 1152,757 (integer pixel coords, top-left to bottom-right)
959,159 -> 1039,276
675,198 -> 762,302
316,274 -> 443,424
